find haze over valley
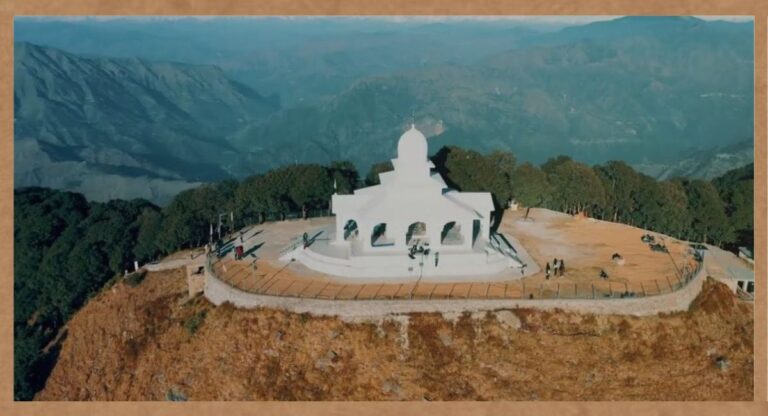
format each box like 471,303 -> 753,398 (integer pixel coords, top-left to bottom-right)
14,16 -> 754,204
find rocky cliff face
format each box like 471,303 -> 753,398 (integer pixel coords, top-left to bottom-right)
37,269 -> 752,401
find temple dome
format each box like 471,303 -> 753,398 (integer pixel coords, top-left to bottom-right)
397,124 -> 428,164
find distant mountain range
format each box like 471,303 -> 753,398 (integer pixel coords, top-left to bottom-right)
228,16 -> 753,172
14,17 -> 754,204
14,42 -> 278,204
14,17 -> 545,107
633,139 -> 754,180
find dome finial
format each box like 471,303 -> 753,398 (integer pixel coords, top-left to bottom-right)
397,124 -> 428,165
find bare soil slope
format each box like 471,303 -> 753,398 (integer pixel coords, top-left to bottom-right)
37,268 -> 753,401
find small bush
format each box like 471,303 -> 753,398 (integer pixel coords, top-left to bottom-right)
166,388 -> 187,401
125,270 -> 147,287
183,310 -> 207,335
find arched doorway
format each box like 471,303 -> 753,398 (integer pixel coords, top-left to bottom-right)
371,223 -> 393,247
406,221 -> 427,245
344,219 -> 359,241
441,221 -> 464,245
472,219 -> 481,246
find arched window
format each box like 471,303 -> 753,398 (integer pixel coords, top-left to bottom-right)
371,223 -> 393,247
441,221 -> 464,245
406,222 -> 427,245
344,219 -> 359,241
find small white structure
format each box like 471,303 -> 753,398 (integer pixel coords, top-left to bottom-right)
738,246 -> 754,265
282,125 -> 536,280
705,245 -> 755,301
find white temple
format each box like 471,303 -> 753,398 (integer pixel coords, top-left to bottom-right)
282,125 -> 536,280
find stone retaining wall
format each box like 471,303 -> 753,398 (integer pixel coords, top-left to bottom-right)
144,257 -> 204,272
203,256 -> 709,318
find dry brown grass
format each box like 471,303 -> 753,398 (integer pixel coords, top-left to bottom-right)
37,270 -> 753,401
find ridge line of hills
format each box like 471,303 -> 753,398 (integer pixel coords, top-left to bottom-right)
14,16 -> 754,204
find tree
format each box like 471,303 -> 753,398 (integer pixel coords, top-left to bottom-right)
511,162 -> 553,209
234,174 -> 267,224
432,146 -> 517,210
594,161 -> 642,223
158,182 -> 234,251
542,158 -> 606,215
484,150 -> 517,208
683,179 -> 734,245
713,163 -> 754,249
329,161 -> 360,194
13,188 -> 154,401
283,164 -> 334,218
365,161 -> 393,185
653,180 -> 690,239
133,207 -> 164,263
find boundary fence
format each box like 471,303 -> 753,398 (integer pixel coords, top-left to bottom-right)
206,252 -> 704,302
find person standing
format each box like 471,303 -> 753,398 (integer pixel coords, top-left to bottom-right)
560,259 -> 566,276
545,262 -> 551,279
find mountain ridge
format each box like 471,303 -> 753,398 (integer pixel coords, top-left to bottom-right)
14,42 -> 279,203
13,17 -> 754,204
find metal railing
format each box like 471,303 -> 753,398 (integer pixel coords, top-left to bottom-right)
206,251 -> 705,302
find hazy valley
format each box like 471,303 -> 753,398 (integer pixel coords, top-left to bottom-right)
14,16 -> 754,204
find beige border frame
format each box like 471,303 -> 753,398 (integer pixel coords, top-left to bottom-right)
0,0 -> 765,414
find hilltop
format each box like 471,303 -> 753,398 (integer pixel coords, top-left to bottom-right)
36,265 -> 752,400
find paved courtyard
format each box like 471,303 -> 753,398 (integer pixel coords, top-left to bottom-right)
206,208 -> 700,300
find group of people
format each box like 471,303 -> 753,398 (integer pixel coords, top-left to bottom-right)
544,258 -> 565,279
